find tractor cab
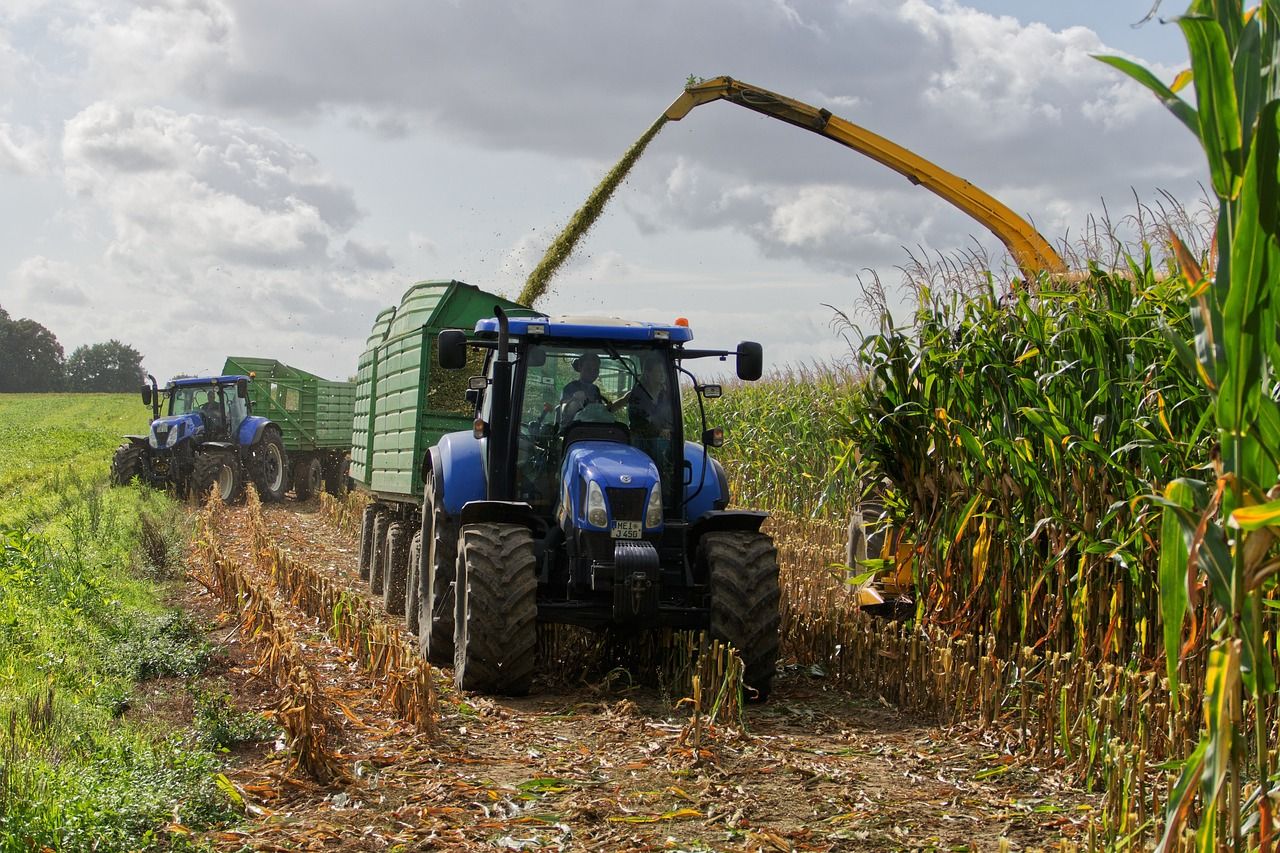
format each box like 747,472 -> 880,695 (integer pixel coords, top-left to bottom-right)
164,377 -> 250,441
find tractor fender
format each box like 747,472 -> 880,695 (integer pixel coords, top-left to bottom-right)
124,435 -> 149,448
436,430 -> 487,516
200,441 -> 237,451
237,416 -> 275,447
459,500 -> 538,529
687,509 -> 771,567
682,442 -> 731,519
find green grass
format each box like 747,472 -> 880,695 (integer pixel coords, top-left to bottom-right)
0,393 -> 236,850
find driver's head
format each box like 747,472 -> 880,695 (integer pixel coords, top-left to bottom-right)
642,354 -> 666,386
204,390 -> 216,404
575,352 -> 600,383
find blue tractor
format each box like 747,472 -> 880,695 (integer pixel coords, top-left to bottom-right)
110,374 -> 288,503
421,308 -> 779,697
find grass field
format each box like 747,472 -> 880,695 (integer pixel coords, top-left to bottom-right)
0,394 -> 236,850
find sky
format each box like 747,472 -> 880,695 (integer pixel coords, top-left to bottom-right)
0,0 -> 1207,383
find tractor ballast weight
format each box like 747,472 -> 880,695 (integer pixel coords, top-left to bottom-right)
427,306 -> 781,698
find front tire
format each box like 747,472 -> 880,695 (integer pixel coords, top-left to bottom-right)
293,457 -> 323,501
251,429 -> 288,502
110,443 -> 143,486
383,521 -> 410,616
453,523 -> 537,696
702,531 -> 781,701
419,472 -> 457,666
192,452 -> 244,504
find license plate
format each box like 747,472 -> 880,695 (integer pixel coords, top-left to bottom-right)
611,520 -> 642,539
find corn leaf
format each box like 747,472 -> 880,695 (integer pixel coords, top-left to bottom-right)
1093,55 -> 1200,138
1159,479 -> 1197,704
1180,15 -> 1244,199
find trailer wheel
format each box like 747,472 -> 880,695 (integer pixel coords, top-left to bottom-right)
323,455 -> 348,496
110,443 -> 143,486
192,452 -> 244,505
294,457 -> 322,501
369,511 -> 391,596
358,504 -> 379,581
383,521 -> 410,616
250,428 -> 288,502
406,529 -> 423,635
420,473 -> 457,666
702,531 -> 781,701
453,523 -> 537,695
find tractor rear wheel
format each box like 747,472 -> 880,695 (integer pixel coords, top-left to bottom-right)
406,529 -> 423,635
250,429 -> 288,502
453,523 -> 537,695
358,504 -> 379,580
419,473 -> 457,666
293,457 -> 322,501
192,452 -> 244,505
369,511 -> 391,596
110,443 -> 143,486
383,521 -> 409,616
702,531 -> 781,701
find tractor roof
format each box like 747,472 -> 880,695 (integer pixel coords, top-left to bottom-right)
473,315 -> 694,344
169,375 -> 248,388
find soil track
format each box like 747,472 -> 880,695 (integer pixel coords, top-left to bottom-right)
190,501 -> 1096,852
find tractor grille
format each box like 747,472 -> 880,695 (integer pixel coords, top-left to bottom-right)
606,487 -> 646,523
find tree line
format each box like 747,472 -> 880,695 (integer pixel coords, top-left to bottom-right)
0,306 -> 146,393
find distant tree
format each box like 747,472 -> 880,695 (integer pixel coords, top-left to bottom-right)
65,340 -> 147,392
0,307 -> 65,392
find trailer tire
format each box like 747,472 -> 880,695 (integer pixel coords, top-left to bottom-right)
324,455 -> 348,496
110,443 -> 143,486
250,428 -> 288,502
406,529 -> 423,635
702,531 -> 781,701
294,457 -> 322,501
453,523 -> 537,696
192,452 -> 244,505
420,473 -> 457,666
383,521 -> 410,616
369,512 -> 391,596
358,504 -> 379,580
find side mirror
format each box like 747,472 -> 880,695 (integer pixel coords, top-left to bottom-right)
467,376 -> 488,390
701,384 -> 722,399
237,379 -> 249,399
141,386 -> 152,406
438,330 -> 468,370
702,427 -> 724,448
736,341 -> 763,381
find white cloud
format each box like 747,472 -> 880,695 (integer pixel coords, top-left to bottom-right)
0,121 -> 46,174
12,255 -> 85,305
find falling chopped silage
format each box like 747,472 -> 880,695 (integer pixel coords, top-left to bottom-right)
518,115 -> 669,307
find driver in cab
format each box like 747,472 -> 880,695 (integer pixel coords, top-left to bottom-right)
559,353 -> 623,425
199,389 -> 225,435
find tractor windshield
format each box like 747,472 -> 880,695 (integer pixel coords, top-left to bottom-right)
514,344 -> 679,515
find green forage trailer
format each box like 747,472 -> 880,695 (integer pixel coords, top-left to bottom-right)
349,279 -> 525,628
222,356 -> 356,500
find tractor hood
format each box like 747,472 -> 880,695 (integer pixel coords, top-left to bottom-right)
148,413 -> 205,450
559,441 -> 664,535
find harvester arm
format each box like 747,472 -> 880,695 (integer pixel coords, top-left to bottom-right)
665,77 -> 1066,281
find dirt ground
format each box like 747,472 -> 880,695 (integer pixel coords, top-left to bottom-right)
176,501 -> 1097,852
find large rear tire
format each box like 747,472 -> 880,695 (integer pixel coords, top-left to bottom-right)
702,531 -> 781,701
110,443 -> 143,486
191,452 -> 244,504
419,473 -> 457,666
453,523 -> 537,695
250,429 -> 288,502
358,504 -> 379,580
383,521 -> 409,616
406,529 -> 423,635
369,512 -> 391,595
293,457 -> 322,501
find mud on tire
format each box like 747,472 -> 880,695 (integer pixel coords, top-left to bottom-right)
192,452 -> 244,504
110,443 -> 143,486
249,428 -> 288,502
419,474 -> 458,666
293,457 -> 323,502
702,531 -> 781,701
453,523 -> 537,696
383,521 -> 410,617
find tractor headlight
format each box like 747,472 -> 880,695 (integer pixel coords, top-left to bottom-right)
164,427 -> 181,448
645,486 -> 663,528
586,480 -> 608,528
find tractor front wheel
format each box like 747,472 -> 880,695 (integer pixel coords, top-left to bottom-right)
419,472 -> 457,666
251,429 -> 288,502
703,531 -> 781,701
453,523 -> 537,695
191,452 -> 244,505
110,443 -> 143,486
293,457 -> 323,501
